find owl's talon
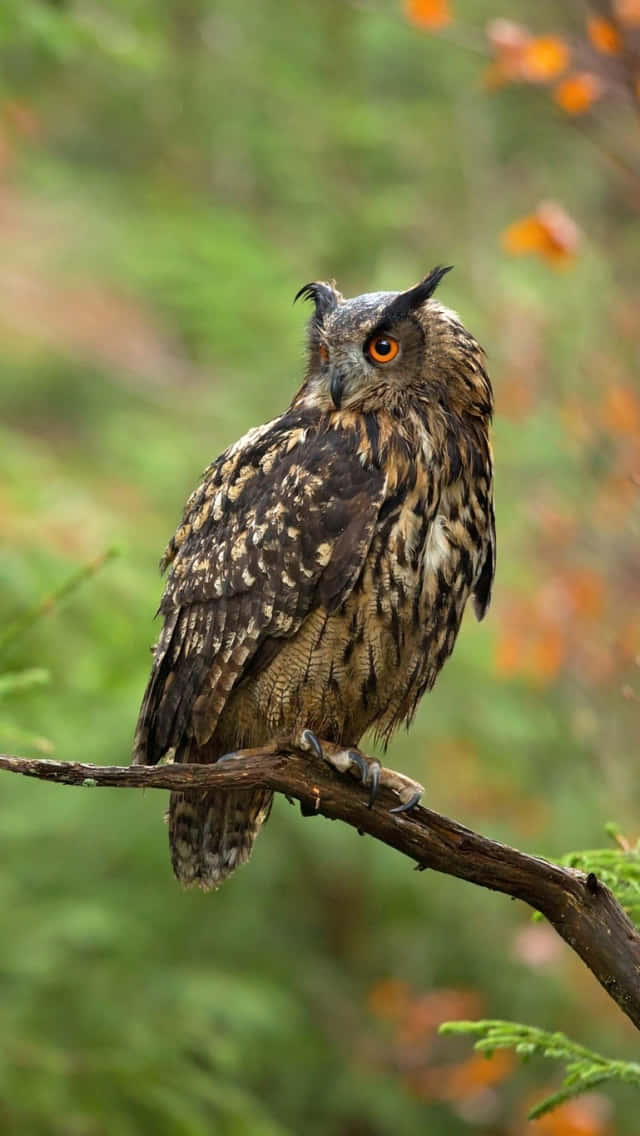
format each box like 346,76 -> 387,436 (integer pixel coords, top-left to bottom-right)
390,790 -> 422,814
299,799 -> 320,817
298,729 -> 324,761
347,749 -> 369,783
297,736 -> 423,815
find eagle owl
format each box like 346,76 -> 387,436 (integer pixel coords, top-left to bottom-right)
133,268 -> 495,890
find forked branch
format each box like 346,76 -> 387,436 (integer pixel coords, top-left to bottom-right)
1,747 -> 640,1030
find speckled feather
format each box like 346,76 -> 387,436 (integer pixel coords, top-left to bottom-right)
133,269 -> 495,890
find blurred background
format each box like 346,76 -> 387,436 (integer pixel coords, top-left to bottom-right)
0,1 -> 639,1133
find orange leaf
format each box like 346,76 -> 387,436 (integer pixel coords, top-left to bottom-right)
397,988 -> 484,1045
495,611 -> 567,685
521,36 -> 570,81
616,0 -> 640,26
530,628 -> 565,681
587,17 -> 622,54
499,374 -> 536,421
568,569 -> 605,620
484,24 -> 569,87
440,1050 -> 516,1099
531,1092 -> 612,1135
501,201 -> 580,266
553,72 -> 603,114
602,384 -> 640,437
405,0 -> 452,30
368,978 -> 410,1021
494,631 -> 523,677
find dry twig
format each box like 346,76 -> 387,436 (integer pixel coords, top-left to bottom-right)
1,746 -> 639,1030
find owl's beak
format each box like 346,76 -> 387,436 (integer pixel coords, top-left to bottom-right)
330,369 -> 345,410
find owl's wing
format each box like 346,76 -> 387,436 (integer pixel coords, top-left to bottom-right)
133,411 -> 386,765
472,495 -> 496,621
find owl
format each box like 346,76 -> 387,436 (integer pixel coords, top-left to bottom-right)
133,267 -> 495,890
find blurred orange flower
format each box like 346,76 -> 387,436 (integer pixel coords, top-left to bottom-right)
553,72 -> 603,114
418,1049 -> 515,1102
405,0 -> 452,30
616,0 -> 640,26
568,569 -> 606,620
587,17 -> 622,54
368,978 -> 410,1021
521,36 -> 570,81
501,201 -> 580,266
602,385 -> 640,437
368,979 -> 484,1040
485,21 -> 569,87
529,1092 -> 612,1135
495,568 -> 608,685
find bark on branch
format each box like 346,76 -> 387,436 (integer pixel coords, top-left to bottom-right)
2,747 -> 639,1030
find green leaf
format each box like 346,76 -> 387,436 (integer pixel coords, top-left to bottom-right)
0,668 -> 50,697
439,1019 -> 640,1119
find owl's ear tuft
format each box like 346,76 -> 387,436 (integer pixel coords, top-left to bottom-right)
294,280 -> 340,320
382,265 -> 453,324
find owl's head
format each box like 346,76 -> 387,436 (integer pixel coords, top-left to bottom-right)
293,267 -> 492,421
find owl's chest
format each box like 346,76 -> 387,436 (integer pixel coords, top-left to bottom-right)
367,479 -> 457,616
346,475 -> 477,667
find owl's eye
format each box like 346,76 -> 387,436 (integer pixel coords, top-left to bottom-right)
366,335 -> 399,364
318,344 -> 329,363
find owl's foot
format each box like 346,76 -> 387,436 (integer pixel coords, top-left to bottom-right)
297,731 -> 424,813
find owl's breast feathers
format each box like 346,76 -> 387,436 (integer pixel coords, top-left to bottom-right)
133,399 -> 494,766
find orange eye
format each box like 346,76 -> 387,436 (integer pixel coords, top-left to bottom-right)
366,335 -> 399,364
318,344 -> 329,363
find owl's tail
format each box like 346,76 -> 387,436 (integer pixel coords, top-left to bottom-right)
167,788 -> 273,890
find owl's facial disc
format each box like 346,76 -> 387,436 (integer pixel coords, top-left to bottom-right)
296,266 -> 457,413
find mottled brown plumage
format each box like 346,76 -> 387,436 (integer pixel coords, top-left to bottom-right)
133,268 -> 495,889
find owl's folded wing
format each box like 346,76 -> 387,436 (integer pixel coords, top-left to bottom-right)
132,411 -> 385,765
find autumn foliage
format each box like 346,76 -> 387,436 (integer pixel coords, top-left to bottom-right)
1,3 -> 638,1134
397,4 -> 640,1128
406,0 -> 640,256
404,0 -> 640,704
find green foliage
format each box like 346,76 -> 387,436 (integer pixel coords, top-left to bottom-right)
439,1020 -> 640,1120
560,826 -> 640,927
440,828 -> 640,1121
0,0 -> 638,1133
0,548 -> 120,655
0,668 -> 49,696
0,667 -> 51,752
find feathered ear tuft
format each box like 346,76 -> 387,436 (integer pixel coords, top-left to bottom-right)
381,265 -> 453,324
294,280 -> 340,320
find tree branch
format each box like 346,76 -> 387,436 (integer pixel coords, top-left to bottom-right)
2,747 -> 640,1030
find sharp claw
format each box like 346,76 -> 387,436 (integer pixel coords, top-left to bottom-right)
300,729 -> 323,760
347,750 -> 369,783
299,800 -> 319,817
390,791 -> 422,815
368,763 -> 380,808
